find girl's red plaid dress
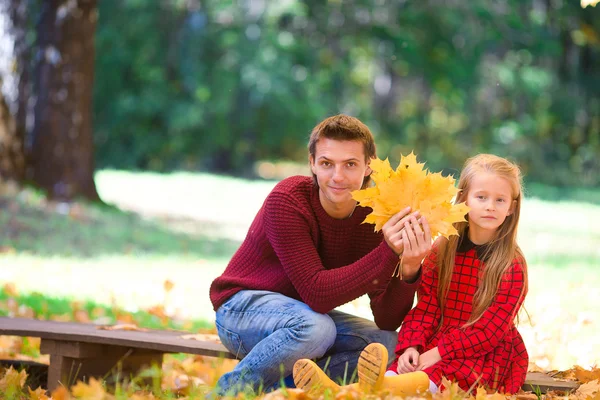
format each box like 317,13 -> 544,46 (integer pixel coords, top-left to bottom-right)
388,236 -> 528,393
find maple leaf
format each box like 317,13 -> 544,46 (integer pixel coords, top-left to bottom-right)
28,386 -> 50,400
0,366 -> 27,391
97,323 -> 147,331
50,386 -> 71,400
574,379 -> 600,400
352,152 -> 469,238
71,378 -> 110,400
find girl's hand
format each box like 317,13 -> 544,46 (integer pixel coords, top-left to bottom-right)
417,347 -> 441,371
397,347 -> 420,374
382,207 -> 420,256
400,216 -> 432,280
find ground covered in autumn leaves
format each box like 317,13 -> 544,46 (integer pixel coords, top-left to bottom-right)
1,172 -> 600,399
2,281 -> 600,400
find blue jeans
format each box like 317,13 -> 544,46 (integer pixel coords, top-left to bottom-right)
214,290 -> 398,395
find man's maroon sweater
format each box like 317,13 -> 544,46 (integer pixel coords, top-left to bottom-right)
209,176 -> 419,331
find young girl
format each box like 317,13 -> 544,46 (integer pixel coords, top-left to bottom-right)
294,154 -> 529,395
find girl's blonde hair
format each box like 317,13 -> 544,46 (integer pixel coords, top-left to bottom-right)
436,154 -> 528,326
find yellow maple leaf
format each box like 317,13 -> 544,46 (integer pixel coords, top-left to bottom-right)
28,386 -> 50,400
71,378 -> 109,400
0,366 -> 27,391
351,152 -> 469,238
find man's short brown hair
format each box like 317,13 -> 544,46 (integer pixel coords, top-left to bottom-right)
308,114 -> 376,188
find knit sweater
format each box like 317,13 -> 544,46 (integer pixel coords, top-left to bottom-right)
209,175 -> 419,331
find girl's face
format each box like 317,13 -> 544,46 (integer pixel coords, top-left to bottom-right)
466,171 -> 516,244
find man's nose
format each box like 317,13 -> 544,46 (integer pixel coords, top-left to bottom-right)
332,165 -> 344,180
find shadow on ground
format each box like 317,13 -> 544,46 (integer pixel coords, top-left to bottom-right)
0,192 -> 241,259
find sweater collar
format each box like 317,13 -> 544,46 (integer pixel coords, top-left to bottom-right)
457,230 -> 492,262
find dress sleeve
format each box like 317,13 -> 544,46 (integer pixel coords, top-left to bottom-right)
263,191 -> 399,314
393,250 -> 442,356
437,258 -> 527,360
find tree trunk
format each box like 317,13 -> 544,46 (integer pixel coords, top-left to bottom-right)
0,0 -> 28,182
30,0 -> 99,201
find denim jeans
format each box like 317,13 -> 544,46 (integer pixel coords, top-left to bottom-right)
214,290 -> 398,395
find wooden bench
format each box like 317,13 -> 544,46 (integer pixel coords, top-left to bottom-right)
0,317 -> 580,394
0,316 -> 235,391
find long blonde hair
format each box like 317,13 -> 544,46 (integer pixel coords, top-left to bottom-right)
436,154 -> 528,326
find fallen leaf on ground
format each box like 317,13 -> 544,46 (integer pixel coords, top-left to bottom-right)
575,379 -> 600,399
0,366 -> 27,391
97,324 -> 147,331
71,377 -> 111,400
180,333 -> 221,342
28,386 -> 50,400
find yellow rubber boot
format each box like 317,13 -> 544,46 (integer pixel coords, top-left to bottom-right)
293,359 -> 340,396
379,371 -> 431,396
357,343 -> 388,393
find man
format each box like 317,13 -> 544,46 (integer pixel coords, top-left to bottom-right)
209,114 -> 431,395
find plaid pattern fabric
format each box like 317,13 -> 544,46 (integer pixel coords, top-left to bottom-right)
388,242 -> 528,393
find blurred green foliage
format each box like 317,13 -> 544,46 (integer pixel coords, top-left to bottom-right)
92,0 -> 600,186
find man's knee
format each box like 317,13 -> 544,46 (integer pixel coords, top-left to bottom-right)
296,312 -> 337,358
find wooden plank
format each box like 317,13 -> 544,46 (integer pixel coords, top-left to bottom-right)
523,372 -> 580,393
41,339 -> 105,358
0,316 -> 235,359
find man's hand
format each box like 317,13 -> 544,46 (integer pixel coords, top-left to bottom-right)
400,216 -> 432,281
397,347 -> 420,374
417,347 -> 441,371
382,207 -> 419,256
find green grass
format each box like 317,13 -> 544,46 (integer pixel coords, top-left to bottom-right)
0,188 -> 239,259
0,287 -> 213,332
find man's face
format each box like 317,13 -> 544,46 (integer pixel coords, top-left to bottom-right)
310,138 -> 371,214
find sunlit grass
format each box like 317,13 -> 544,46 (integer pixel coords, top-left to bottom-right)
1,169 -> 600,372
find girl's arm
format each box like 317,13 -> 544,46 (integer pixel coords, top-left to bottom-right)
392,250 -> 442,356
437,258 -> 526,360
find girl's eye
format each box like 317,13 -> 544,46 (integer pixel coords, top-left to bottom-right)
477,195 -> 485,200
497,198 -> 505,203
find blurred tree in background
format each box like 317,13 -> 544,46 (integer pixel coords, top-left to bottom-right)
92,0 -> 599,186
1,0 -> 600,200
1,0 -> 99,200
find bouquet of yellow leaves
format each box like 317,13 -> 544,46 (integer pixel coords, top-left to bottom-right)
351,152 -> 470,239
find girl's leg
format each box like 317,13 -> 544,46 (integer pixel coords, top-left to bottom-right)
317,310 -> 397,383
214,290 -> 337,395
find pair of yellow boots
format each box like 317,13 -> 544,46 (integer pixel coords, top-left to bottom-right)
293,343 -> 430,397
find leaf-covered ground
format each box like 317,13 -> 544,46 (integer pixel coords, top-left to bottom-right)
1,171 -> 600,399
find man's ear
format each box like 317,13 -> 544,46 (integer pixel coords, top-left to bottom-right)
309,155 -> 316,175
364,158 -> 373,177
